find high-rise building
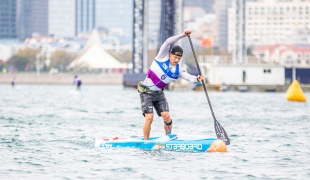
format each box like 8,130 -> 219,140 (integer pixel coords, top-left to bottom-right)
48,0 -> 133,38
215,0 -> 231,52
0,0 -> 17,39
183,0 -> 215,13
148,0 -> 161,48
75,0 -> 96,35
49,0 -> 96,38
96,0 -> 132,37
0,0 -> 48,41
17,0 -> 48,41
48,0 -> 76,37
228,0 -> 310,52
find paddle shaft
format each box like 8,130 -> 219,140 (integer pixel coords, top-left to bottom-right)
187,35 -> 230,145
187,35 -> 216,120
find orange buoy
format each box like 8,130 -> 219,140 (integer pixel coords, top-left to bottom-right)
207,139 -> 227,152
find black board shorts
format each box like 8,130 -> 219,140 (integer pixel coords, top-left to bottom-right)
139,91 -> 169,117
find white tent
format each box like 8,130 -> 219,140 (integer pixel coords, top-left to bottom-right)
69,29 -> 125,69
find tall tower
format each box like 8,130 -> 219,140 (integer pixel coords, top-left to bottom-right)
158,0 -> 180,48
132,0 -> 145,73
232,0 -> 246,64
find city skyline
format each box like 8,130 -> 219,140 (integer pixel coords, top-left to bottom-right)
1,0 -> 310,53
0,0 -> 216,41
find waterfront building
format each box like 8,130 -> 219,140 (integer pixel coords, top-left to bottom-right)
198,56 -> 285,86
252,44 -> 310,67
0,42 -> 25,61
228,0 -> 310,52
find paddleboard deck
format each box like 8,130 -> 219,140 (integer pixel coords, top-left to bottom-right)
95,134 -> 227,153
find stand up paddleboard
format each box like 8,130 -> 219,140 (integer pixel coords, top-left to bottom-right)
95,134 -> 227,153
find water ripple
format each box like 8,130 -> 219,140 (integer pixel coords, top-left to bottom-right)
0,85 -> 309,179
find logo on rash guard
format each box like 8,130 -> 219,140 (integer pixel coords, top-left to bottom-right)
161,74 -> 167,80
162,63 -> 168,70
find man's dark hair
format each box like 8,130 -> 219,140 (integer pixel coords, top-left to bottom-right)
171,46 -> 183,57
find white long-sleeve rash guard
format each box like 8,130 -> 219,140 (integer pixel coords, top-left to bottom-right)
142,33 -> 198,91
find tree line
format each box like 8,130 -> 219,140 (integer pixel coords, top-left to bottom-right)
1,48 -> 77,73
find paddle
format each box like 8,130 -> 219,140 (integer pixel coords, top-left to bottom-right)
187,35 -> 230,145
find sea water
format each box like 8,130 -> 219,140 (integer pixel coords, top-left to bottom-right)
0,85 -> 309,179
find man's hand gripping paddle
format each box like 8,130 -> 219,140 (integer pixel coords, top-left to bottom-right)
187,35 -> 230,145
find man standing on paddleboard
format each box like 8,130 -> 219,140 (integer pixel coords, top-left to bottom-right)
73,75 -> 82,91
137,29 -> 204,140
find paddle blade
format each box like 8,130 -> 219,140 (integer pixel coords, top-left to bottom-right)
214,120 -> 230,145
